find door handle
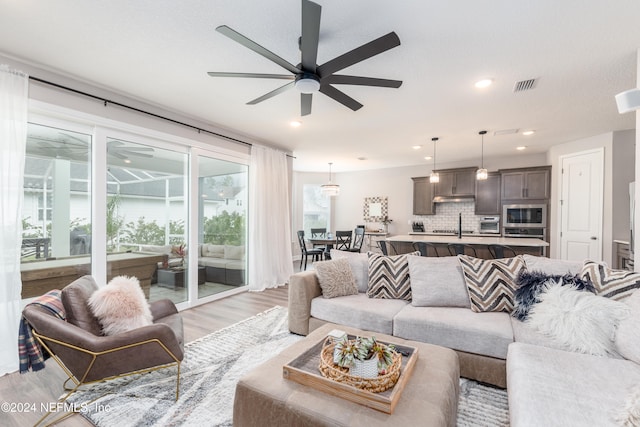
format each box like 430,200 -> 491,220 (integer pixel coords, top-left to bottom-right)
590,236 -> 597,240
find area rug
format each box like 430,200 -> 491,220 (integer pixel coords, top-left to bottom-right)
67,306 -> 509,426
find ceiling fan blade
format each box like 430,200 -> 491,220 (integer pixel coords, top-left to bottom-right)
301,93 -> 312,116
319,84 -> 363,111
123,151 -> 154,158
59,132 -> 89,144
123,146 -> 154,152
216,25 -> 300,75
300,0 -> 321,72
207,72 -> 294,80
323,75 -> 402,88
316,31 -> 401,78
246,81 -> 295,105
109,151 -> 127,160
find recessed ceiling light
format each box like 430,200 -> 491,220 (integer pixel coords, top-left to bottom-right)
357,157 -> 367,161
424,156 -> 432,160
412,145 -> 422,150
516,146 -> 527,151
475,78 -> 493,88
290,120 -> 302,127
522,130 -> 535,136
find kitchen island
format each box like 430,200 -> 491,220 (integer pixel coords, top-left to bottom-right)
386,234 -> 548,258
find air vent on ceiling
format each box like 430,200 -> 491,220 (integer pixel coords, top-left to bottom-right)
513,78 -> 537,92
494,129 -> 519,136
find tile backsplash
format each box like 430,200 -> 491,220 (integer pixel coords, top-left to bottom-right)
413,201 -> 486,232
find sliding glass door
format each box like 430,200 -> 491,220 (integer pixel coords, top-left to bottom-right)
197,155 -> 248,299
21,122 -> 92,300
105,136 -> 188,304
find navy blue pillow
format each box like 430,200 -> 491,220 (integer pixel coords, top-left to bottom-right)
512,270 -> 595,321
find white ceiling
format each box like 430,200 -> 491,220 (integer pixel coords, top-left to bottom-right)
1,0 -> 639,172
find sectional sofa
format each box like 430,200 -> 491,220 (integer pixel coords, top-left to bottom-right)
140,243 -> 245,286
287,251 -> 640,427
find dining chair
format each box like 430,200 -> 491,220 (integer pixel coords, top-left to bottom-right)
297,230 -> 324,270
413,241 -> 440,257
448,243 -> 477,257
310,228 -> 327,251
348,228 -> 365,252
335,231 -> 353,250
488,244 -> 517,259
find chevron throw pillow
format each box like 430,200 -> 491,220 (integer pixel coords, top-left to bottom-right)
581,260 -> 640,300
458,255 -> 526,313
367,252 -> 419,301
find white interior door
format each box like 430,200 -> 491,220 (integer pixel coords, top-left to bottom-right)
560,149 -> 604,261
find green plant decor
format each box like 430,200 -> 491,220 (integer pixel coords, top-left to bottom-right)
334,336 -> 396,373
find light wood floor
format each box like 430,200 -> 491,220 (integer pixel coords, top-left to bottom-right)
0,285 -> 289,427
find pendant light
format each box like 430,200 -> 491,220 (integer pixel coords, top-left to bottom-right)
476,130 -> 488,181
429,137 -> 440,183
321,162 -> 340,196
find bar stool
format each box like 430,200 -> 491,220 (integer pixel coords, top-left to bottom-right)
488,244 -> 517,259
447,243 -> 477,257
378,240 -> 389,255
412,242 -> 440,257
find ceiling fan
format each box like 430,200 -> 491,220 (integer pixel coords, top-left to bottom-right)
33,133 -> 154,162
207,0 -> 402,116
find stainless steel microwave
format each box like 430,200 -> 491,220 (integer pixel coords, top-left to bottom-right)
503,204 -> 547,228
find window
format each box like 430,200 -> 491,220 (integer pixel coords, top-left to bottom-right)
302,184 -> 330,235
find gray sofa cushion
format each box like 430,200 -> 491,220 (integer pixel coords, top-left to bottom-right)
408,255 -> 470,308
507,342 -> 640,427
522,254 -> 583,275
510,316 -> 573,352
310,293 -> 408,335
393,305 -> 513,359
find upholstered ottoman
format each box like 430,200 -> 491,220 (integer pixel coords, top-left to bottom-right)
233,323 -> 460,427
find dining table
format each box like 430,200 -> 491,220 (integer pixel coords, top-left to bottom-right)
307,236 -> 338,260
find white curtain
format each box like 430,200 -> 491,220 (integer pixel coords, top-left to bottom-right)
0,65 -> 28,375
248,146 -> 294,291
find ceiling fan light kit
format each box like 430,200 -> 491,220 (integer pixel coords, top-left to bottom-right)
208,0 -> 402,116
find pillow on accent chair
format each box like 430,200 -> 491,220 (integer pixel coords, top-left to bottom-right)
313,258 -> 358,299
88,275 -> 153,336
330,249 -> 368,293
458,255 -> 526,313
581,260 -> 640,300
512,270 -> 595,321
367,251 -> 419,301
527,281 -> 630,356
615,290 -> 640,364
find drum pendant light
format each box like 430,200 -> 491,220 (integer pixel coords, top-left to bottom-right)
321,162 -> 340,196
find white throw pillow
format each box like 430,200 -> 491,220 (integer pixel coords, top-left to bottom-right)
614,384 -> 640,427
88,276 -> 153,336
527,280 -> 630,356
330,249 -> 368,292
615,290 -> 640,364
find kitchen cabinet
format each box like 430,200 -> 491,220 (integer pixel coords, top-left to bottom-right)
434,167 -> 476,198
475,172 -> 501,214
412,176 -> 434,215
615,241 -> 632,270
501,166 -> 550,201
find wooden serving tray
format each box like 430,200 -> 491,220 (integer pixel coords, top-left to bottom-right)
282,335 -> 419,414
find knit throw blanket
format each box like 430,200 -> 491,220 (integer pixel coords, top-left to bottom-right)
18,290 -> 66,373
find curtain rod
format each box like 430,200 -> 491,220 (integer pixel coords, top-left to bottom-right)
29,75 -> 264,150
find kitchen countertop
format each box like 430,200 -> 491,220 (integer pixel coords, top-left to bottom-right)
409,232 -> 502,238
388,234 -> 549,247
614,239 -> 630,245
